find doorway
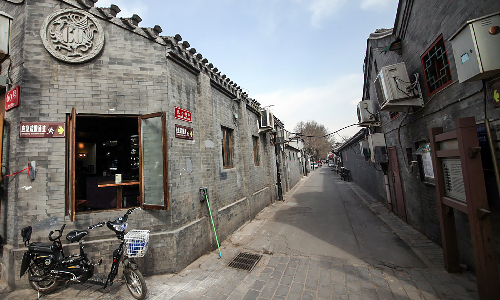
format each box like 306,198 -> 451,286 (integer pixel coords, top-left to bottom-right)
388,146 -> 407,221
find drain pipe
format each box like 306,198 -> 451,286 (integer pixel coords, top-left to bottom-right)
384,174 -> 393,211
273,132 -> 283,201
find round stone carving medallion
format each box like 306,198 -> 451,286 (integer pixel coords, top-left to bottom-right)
41,8 -> 104,63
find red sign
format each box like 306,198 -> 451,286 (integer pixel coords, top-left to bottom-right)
20,122 -> 66,138
174,106 -> 192,123
175,124 -> 193,140
5,85 -> 20,111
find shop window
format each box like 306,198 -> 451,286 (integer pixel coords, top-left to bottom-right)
421,35 -> 452,95
222,127 -> 233,168
66,109 -> 168,221
252,136 -> 260,166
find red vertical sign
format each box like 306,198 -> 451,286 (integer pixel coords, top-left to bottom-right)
5,85 -> 20,111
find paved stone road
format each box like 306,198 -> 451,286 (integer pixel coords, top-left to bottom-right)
1,169 -> 479,300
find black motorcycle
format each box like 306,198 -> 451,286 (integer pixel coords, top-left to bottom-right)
20,207 -> 148,299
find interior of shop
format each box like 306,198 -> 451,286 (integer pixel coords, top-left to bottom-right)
75,115 -> 139,212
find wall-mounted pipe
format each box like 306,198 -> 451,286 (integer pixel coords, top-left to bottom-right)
384,174 -> 393,211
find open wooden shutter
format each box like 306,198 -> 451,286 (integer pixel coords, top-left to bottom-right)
139,112 -> 168,210
66,108 -> 76,221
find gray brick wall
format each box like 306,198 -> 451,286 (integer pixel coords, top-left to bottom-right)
0,0 -> 296,289
358,0 -> 500,276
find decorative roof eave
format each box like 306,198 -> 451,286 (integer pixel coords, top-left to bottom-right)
336,128 -> 367,151
245,98 -> 261,116
57,0 -> 264,113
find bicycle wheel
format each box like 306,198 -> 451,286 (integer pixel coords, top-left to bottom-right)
28,263 -> 59,293
124,268 -> 147,300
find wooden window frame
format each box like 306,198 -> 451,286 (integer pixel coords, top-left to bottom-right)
139,112 -> 169,210
66,110 -> 168,221
389,111 -> 400,119
252,136 -> 260,166
222,127 -> 233,168
421,35 -> 453,96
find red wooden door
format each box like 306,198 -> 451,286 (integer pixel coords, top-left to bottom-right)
388,146 -> 407,221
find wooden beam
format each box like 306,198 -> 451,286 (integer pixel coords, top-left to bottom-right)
435,130 -> 457,142
428,126 -> 461,272
442,197 -> 467,213
436,149 -> 459,158
455,117 -> 499,299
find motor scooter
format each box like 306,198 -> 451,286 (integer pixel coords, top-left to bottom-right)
20,207 -> 149,299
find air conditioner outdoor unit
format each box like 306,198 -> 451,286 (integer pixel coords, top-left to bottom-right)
368,133 -> 388,163
374,62 -> 424,112
357,100 -> 379,127
0,12 -> 12,61
359,140 -> 370,159
260,108 -> 274,131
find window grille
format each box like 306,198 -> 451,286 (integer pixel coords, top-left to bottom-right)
421,35 -> 452,95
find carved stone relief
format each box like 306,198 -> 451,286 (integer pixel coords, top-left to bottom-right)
40,8 -> 104,63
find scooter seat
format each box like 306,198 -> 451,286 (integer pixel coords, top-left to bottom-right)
28,242 -> 55,253
66,230 -> 89,243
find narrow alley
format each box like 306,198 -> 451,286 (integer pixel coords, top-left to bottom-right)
3,168 -> 479,300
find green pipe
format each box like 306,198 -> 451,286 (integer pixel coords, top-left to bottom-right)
204,189 -> 222,258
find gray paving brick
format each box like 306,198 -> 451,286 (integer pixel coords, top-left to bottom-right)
243,289 -> 260,300
375,287 -> 395,300
279,257 -> 290,264
280,275 -> 293,286
260,286 -> 277,299
318,284 -> 333,299
288,259 -> 299,269
270,271 -> 283,279
284,268 -> 297,276
275,263 -> 286,272
251,280 -> 267,291
361,288 -> 379,300
333,281 -> 348,295
303,290 -> 317,300
346,293 -> 363,300
305,279 -> 319,291
274,284 -> 290,297
265,278 -> 280,290
294,272 -> 307,284
267,257 -> 280,268
307,270 -> 320,281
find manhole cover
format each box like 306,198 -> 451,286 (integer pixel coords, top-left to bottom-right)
228,252 -> 262,271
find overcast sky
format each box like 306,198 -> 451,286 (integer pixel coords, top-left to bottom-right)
96,0 -> 399,138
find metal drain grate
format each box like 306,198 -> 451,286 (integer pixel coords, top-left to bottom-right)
228,252 -> 262,271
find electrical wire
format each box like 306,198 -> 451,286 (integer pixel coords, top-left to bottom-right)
396,112 -> 414,173
393,77 -> 413,98
293,123 -> 359,138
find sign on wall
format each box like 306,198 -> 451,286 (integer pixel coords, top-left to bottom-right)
175,124 -> 193,140
20,122 -> 66,138
174,106 -> 192,123
5,85 -> 19,111
442,158 -> 466,204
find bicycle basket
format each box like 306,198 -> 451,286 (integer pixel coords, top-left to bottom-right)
124,230 -> 150,258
